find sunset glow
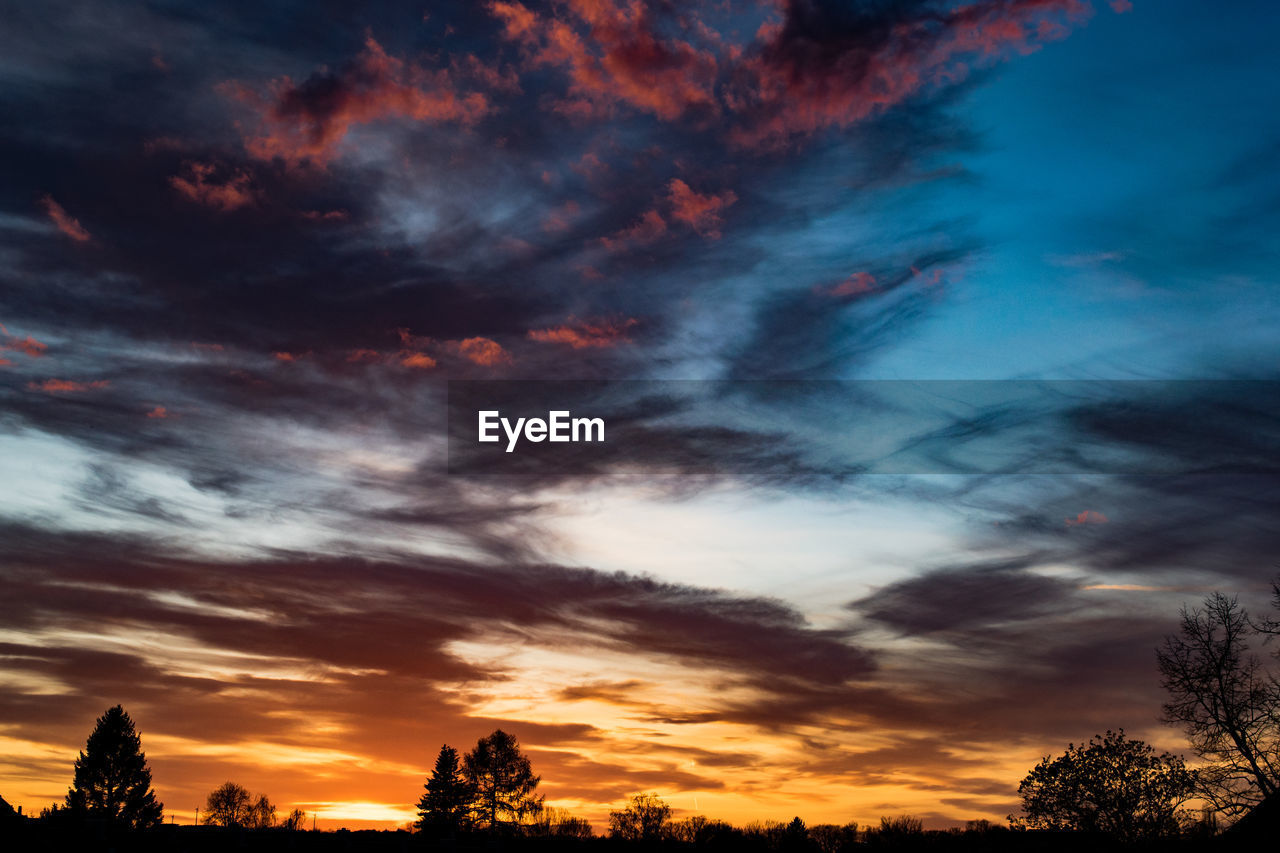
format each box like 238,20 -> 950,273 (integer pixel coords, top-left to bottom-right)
2,0 -> 1280,838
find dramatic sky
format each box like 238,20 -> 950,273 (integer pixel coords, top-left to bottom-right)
3,0 -> 1280,831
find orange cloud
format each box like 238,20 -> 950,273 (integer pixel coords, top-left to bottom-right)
728,0 -> 1093,149
27,379 -> 110,393
489,0 -> 718,121
301,209 -> 350,222
455,337 -> 511,367
146,406 -> 169,419
40,195 -> 91,242
9,335 -> 49,357
528,316 -> 637,349
401,351 -> 438,369
226,36 -> 490,166
346,348 -> 385,363
666,179 -> 736,239
170,162 -> 256,211
828,271 -> 878,298
542,200 -> 581,233
600,209 -> 666,251
397,327 -> 432,349
273,351 -> 301,362
1065,510 -> 1108,526
0,323 -> 49,359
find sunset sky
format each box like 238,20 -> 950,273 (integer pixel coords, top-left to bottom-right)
3,0 -> 1280,832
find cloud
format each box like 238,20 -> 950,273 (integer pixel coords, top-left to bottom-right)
853,558 -> 1079,636
400,351 -> 438,369
600,209 -> 667,251
26,379 -> 110,393
528,317 -> 637,349
488,0 -> 719,121
39,195 -> 92,242
725,0 -> 1094,149
225,35 -> 490,166
454,336 -> 512,367
666,179 -> 736,239
169,161 -> 256,211
1065,509 -> 1108,526
0,324 -> 48,358
827,272 -> 877,298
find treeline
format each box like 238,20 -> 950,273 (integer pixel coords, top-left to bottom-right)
5,583 -> 1280,851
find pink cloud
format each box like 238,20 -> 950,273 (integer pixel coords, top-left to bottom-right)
225,36 -> 490,167
400,351 -> 438,369
1066,510 -> 1109,526
454,337 -> 512,367
40,195 -> 92,242
0,324 -> 49,359
727,0 -> 1094,149
828,272 -> 878,298
528,316 -> 637,349
488,1 -> 719,122
28,379 -> 110,394
302,209 -> 350,222
667,179 -> 736,239
600,208 -> 666,251
170,162 -> 256,212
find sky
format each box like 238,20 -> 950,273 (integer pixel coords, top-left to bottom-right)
2,0 -> 1280,832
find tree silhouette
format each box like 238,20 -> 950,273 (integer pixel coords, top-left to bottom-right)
203,782 -> 273,828
608,792 -> 671,842
417,744 -> 474,835
247,793 -> 276,829
528,805 -> 593,838
1157,589 -> 1280,815
462,730 -> 542,833
204,782 -> 250,827
1013,729 -> 1197,842
64,705 -> 163,829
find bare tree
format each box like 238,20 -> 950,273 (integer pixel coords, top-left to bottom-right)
203,783 -> 275,828
204,782 -> 251,827
528,805 -> 593,838
1157,591 -> 1280,815
608,792 -> 671,842
247,793 -> 275,829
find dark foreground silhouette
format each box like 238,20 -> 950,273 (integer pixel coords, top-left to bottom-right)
2,810 -> 1274,853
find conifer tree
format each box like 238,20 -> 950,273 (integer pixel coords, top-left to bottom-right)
417,744 -> 474,835
65,705 -> 163,829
